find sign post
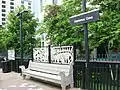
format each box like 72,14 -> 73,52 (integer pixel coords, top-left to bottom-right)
70,0 -> 100,90
82,0 -> 89,89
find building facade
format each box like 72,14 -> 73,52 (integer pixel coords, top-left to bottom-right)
32,0 -> 62,23
0,0 -> 32,26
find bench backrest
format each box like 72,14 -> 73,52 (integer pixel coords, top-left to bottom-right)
28,60 -> 72,76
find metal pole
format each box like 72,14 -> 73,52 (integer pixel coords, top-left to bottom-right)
82,0 -> 90,90
20,13 -> 23,65
48,45 -> 51,63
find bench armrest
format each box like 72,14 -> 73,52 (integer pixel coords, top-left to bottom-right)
58,71 -> 65,77
19,65 -> 25,72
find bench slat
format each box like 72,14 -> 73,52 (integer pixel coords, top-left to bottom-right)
24,69 -> 61,80
28,62 -> 70,76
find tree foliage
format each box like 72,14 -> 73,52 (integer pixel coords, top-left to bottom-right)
89,0 -> 120,50
38,0 -> 120,54
0,27 -> 11,52
6,7 -> 38,56
38,0 -> 84,46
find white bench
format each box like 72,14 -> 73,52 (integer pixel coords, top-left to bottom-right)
20,60 -> 74,90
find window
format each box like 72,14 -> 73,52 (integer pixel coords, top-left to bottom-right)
21,5 -> 24,7
42,34 -> 44,40
2,14 -> 6,17
28,6 -> 31,9
2,1 -> 6,4
10,2 -> 14,5
2,18 -> 5,21
21,1 -> 24,4
2,9 -> 6,12
2,22 -> 5,25
42,42 -> 44,47
53,0 -> 57,4
10,10 -> 13,13
2,5 -> 6,8
40,0 -> 43,12
28,2 -> 31,5
10,6 -> 14,9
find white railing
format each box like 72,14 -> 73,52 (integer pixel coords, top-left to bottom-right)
33,47 -> 48,63
51,46 -> 73,64
33,46 -> 73,64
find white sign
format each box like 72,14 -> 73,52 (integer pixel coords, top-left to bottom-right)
70,9 -> 100,25
8,50 -> 15,60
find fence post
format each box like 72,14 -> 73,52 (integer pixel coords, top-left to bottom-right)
48,45 -> 51,63
73,43 -> 76,63
15,49 -> 17,72
32,47 -> 33,61
73,43 -> 76,87
82,63 -> 86,89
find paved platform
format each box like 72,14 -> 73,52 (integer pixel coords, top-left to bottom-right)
0,69 -> 80,90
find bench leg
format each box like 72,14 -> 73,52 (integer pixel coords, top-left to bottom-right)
23,75 -> 26,79
61,85 -> 66,90
70,83 -> 74,88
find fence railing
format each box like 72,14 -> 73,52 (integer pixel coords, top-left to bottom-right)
74,60 -> 120,90
6,45 -> 120,90
33,45 -> 73,64
76,56 -> 120,62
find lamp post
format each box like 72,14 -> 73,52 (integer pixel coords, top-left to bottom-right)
16,10 -> 28,65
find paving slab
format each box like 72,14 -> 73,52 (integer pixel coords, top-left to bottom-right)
0,69 -> 80,90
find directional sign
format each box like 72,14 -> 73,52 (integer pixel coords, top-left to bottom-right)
8,50 -> 15,60
70,9 -> 100,25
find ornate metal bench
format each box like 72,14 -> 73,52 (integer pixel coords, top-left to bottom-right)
20,60 -> 74,90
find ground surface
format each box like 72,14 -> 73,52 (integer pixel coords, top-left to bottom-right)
0,69 -> 80,90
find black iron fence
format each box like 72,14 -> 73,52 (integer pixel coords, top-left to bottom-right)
2,44 -> 120,90
74,60 -> 86,88
74,59 -> 120,90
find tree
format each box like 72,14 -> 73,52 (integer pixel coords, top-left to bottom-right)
6,7 -> 38,57
38,0 -> 84,46
0,27 -> 11,52
38,0 -> 120,54
88,0 -> 120,52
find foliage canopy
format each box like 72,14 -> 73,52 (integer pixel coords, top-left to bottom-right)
38,0 -> 84,46
5,7 -> 38,56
